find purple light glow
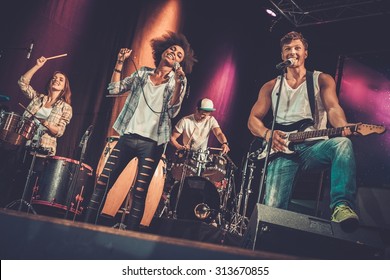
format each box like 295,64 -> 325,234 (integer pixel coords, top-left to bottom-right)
199,49 -> 237,141
339,56 -> 390,188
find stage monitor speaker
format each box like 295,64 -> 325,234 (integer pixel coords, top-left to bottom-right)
242,204 -> 385,259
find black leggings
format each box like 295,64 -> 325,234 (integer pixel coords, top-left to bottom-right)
85,134 -> 164,228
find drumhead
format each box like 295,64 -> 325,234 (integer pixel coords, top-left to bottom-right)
169,176 -> 220,221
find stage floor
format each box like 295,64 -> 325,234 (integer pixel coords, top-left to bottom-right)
0,209 -> 295,260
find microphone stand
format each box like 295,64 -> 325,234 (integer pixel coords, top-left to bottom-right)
63,127 -> 91,220
252,67 -> 286,250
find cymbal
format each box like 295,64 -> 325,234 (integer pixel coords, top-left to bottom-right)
0,94 -> 10,102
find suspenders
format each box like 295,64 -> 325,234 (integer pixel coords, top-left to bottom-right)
306,70 -> 315,119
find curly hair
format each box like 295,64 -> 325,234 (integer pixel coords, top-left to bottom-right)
280,31 -> 309,50
45,71 -> 72,105
150,31 -> 197,74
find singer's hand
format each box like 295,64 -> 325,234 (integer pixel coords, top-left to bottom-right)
36,56 -> 47,68
117,48 -> 132,62
174,64 -> 185,85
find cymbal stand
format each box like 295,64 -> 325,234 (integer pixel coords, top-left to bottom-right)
239,160 -> 256,233
172,150 -> 191,219
229,150 -> 252,236
219,164 -> 235,226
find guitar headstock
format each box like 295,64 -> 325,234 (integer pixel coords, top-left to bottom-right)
355,123 -> 386,136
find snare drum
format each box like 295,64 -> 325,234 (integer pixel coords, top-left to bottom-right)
0,111 -> 37,146
170,150 -> 198,180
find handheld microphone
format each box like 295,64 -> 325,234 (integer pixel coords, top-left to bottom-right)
173,62 -> 185,85
27,41 -> 34,59
276,58 -> 295,70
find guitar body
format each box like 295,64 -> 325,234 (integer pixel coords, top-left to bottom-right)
253,119 -> 314,160
251,119 -> 385,161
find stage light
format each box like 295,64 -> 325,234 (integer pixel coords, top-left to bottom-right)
265,8 -> 277,17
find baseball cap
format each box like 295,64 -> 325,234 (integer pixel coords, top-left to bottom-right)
198,98 -> 216,112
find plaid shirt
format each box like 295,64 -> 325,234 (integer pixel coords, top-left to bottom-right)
18,75 -> 73,155
107,66 -> 185,145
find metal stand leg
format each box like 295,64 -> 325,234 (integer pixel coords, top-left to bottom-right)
113,189 -> 132,230
5,151 -> 38,214
229,160 -> 257,236
172,152 -> 191,219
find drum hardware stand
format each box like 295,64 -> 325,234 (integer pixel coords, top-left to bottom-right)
158,192 -> 170,218
64,125 -> 93,220
229,146 -> 257,236
4,103 -> 47,214
157,152 -> 170,218
113,189 -> 132,230
218,164 -> 234,226
5,140 -> 42,214
172,149 -> 192,219
239,161 -> 257,233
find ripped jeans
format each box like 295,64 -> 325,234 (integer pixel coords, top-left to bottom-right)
85,133 -> 163,228
263,137 -> 357,211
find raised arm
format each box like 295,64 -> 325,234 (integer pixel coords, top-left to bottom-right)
111,48 -> 132,83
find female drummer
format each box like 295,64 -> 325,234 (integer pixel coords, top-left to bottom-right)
17,56 -> 73,156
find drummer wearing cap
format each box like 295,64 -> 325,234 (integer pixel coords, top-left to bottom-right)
170,98 -> 230,155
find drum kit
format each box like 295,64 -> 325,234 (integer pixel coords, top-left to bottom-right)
166,148 -> 237,227
0,100 -> 94,220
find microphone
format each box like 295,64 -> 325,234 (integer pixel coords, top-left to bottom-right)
275,58 -> 295,70
27,41 -> 34,59
79,125 -> 93,148
173,62 -> 185,85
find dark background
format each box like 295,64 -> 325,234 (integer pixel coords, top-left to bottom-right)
1,0 -> 389,206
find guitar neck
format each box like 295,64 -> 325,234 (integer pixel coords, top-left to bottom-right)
289,124 -> 357,142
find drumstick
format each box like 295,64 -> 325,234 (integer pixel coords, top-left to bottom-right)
46,53 -> 67,60
18,102 -> 46,126
185,127 -> 197,147
209,147 -> 223,151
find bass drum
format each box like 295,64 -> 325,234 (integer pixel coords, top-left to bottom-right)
169,176 -> 220,221
31,156 -> 94,216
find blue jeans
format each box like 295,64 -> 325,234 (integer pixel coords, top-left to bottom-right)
263,137 -> 356,210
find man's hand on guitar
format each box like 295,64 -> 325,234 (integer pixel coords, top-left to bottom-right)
268,130 -> 287,152
341,125 -> 353,137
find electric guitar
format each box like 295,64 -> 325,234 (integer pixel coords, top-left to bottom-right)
252,119 -> 386,160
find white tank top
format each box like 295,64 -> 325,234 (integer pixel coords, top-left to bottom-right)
271,70 -> 327,130
125,75 -> 164,141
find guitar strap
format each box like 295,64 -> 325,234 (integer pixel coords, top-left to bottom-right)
306,70 -> 315,120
